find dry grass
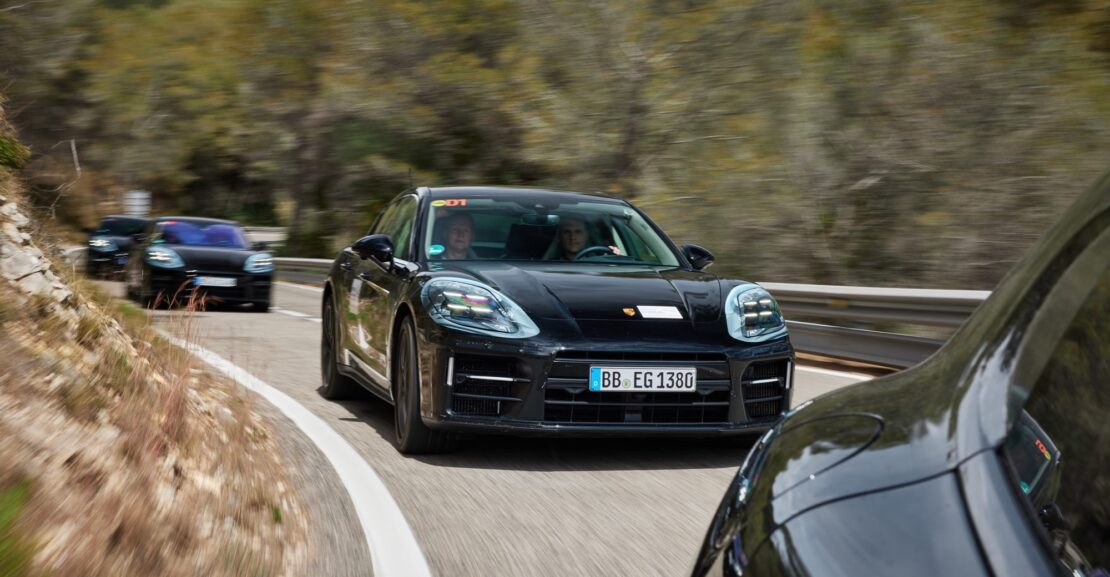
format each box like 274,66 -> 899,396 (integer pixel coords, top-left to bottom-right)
1,180 -> 306,576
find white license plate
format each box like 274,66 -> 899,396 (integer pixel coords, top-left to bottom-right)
194,276 -> 236,288
589,366 -> 697,392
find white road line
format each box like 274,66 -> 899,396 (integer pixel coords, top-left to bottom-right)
272,306 -> 322,324
277,280 -> 324,293
272,307 -> 311,318
796,365 -> 872,382
161,332 -> 433,577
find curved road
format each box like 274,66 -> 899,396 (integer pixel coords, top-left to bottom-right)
135,281 -> 868,577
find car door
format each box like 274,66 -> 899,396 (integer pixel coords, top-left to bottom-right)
350,194 -> 419,387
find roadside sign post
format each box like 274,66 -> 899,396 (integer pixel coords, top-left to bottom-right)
123,189 -> 150,217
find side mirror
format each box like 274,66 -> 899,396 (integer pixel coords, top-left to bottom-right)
1039,503 -> 1072,533
352,234 -> 394,265
252,241 -> 270,252
682,244 -> 715,270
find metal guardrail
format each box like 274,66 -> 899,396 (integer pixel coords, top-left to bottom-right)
760,282 -> 989,328
273,257 -> 335,286
62,245 -> 985,368
271,257 -> 989,369
59,249 -> 985,368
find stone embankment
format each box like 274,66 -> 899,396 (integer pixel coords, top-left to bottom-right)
1,177 -> 307,576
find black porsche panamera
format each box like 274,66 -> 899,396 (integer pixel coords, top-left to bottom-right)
321,187 -> 795,453
692,176 -> 1110,576
85,214 -> 149,278
125,216 -> 274,311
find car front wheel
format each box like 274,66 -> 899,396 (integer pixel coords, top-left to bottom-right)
393,317 -> 456,454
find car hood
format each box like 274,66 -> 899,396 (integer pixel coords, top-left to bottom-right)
168,246 -> 254,270
424,261 -> 726,334
742,361 -> 964,534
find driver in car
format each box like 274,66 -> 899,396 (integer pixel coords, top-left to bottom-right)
554,216 -> 621,260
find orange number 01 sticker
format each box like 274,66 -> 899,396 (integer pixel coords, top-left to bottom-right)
431,199 -> 467,207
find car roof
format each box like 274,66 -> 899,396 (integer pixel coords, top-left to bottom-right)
100,215 -> 149,222
423,186 -> 626,204
153,216 -> 240,226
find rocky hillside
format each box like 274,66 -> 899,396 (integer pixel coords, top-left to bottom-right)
0,122 -> 306,575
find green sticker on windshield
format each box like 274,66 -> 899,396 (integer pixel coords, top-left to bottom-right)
428,244 -> 445,256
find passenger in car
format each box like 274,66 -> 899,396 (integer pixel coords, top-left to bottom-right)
440,212 -> 476,260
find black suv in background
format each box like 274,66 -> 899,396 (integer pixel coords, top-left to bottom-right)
85,215 -> 149,278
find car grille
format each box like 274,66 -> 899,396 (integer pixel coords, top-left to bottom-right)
543,351 -> 731,424
449,354 -> 526,417
741,360 -> 790,420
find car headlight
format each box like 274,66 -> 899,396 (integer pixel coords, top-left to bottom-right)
421,277 -> 539,338
244,253 -> 274,274
726,284 -> 787,343
88,237 -> 118,252
145,247 -> 185,269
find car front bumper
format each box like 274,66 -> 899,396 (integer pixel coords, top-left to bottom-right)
414,321 -> 795,437
87,251 -> 129,274
147,269 -> 272,305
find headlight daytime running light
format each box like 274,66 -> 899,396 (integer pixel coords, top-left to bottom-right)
726,283 -> 787,343
145,247 -> 185,269
421,277 -> 539,339
88,237 -> 118,252
244,253 -> 274,274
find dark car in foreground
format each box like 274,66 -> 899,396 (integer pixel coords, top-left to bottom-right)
85,215 -> 149,277
692,176 -> 1110,576
321,186 -> 795,453
125,216 -> 273,311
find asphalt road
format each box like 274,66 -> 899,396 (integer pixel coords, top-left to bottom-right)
115,281 -> 868,577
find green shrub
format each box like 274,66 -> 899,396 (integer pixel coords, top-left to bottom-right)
0,483 -> 37,577
0,135 -> 29,170
76,316 -> 103,347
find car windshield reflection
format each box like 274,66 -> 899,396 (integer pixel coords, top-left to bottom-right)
422,195 -> 680,266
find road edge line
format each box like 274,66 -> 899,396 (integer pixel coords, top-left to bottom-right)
277,280 -> 325,293
796,365 -> 872,382
160,331 -> 433,577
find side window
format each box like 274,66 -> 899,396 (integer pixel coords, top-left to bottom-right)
377,196 -> 418,260
1001,267 -> 1109,575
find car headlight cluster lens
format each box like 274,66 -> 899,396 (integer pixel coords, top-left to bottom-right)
244,253 -> 274,274
421,277 -> 539,338
145,247 -> 185,269
726,284 -> 787,342
88,237 -> 118,252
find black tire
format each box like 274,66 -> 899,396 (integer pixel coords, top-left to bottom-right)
393,317 -> 456,454
251,300 -> 270,312
320,297 -> 362,399
138,284 -> 154,308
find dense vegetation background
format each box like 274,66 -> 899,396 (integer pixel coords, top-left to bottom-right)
2,0 -> 1109,287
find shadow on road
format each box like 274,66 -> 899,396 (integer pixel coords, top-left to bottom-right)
330,395 -> 756,473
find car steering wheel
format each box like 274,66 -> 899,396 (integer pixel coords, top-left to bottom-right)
574,245 -> 614,260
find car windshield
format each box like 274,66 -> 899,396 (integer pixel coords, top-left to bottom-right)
421,195 -> 680,266
95,217 -> 146,236
153,220 -> 250,249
